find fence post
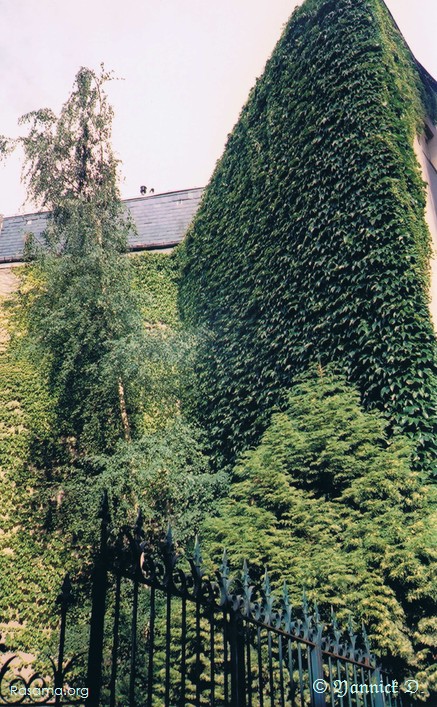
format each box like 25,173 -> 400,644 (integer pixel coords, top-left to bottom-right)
371,668 -> 385,707
86,492 -> 110,707
310,640 -> 327,707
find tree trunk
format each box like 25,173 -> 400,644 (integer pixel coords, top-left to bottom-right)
118,377 -> 131,441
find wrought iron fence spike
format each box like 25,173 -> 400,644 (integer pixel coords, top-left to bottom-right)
242,559 -> 250,588
134,507 -> 143,531
217,549 -> 232,605
362,622 -> 371,655
331,605 -> 339,630
193,535 -> 203,569
220,548 -> 230,578
98,489 -> 110,522
56,573 -> 74,606
165,523 -> 173,546
263,568 -> 271,597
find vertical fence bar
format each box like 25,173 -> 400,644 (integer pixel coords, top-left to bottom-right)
109,573 -> 122,707
210,607 -> 216,707
310,640 -> 326,707
128,577 -> 139,707
86,493 -> 109,707
229,611 -> 246,707
278,635 -> 285,707
336,660 -> 345,707
371,669 -> 385,707
360,667 -> 370,707
353,663 -> 362,707
165,591 -> 172,707
328,657 -> 335,707
179,597 -> 187,707
297,642 -> 305,707
147,586 -> 156,707
346,664 -> 353,707
223,610 -> 229,705
307,645 -> 313,705
195,601 -> 201,706
257,626 -> 264,707
286,639 -> 294,705
246,623 -> 253,707
267,630 -> 274,707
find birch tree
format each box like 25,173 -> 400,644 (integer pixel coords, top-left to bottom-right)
17,66 -> 146,454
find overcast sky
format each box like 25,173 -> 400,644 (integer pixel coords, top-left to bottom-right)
0,0 -> 436,216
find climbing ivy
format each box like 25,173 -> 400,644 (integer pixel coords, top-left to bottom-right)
131,252 -> 181,329
180,0 -> 437,474
0,252 -> 221,652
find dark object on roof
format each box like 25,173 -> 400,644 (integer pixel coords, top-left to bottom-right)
0,187 -> 204,264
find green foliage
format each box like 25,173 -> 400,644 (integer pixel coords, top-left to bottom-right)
18,65 -> 119,212
131,253 -> 196,431
0,342 -> 73,647
14,67 -> 148,455
203,368 -> 437,696
0,245 -> 224,652
180,0 -> 437,474
0,67 -> 223,660
132,252 -> 181,329
54,419 -> 224,551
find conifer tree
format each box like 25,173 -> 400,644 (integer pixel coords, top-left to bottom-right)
203,367 -> 437,696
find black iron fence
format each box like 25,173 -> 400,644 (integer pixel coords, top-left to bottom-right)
85,496 -> 417,707
1,495 -> 420,706
0,576 -> 87,706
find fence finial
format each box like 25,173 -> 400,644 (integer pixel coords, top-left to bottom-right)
362,622 -> 372,660
242,559 -> 250,591
220,549 -> 229,578
134,507 -> 144,535
193,535 -> 203,572
165,523 -> 174,548
263,568 -> 271,598
56,573 -> 74,607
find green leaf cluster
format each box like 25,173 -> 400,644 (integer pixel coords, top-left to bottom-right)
14,68 -> 149,456
0,338 -> 72,648
180,0 -> 437,474
0,63 -> 225,652
0,250 -> 225,652
202,368 -> 437,696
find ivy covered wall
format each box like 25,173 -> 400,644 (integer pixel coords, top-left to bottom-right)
180,0 -> 437,474
0,252 -> 186,649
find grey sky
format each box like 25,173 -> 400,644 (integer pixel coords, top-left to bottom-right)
0,0 -> 436,216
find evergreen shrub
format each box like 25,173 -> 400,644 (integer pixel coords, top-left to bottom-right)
203,368 -> 437,694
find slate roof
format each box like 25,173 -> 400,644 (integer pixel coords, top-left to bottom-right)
0,187 -> 204,263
